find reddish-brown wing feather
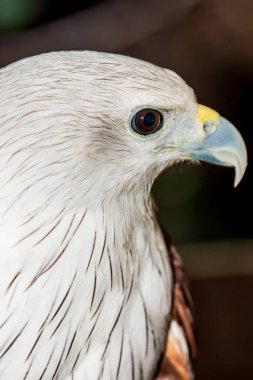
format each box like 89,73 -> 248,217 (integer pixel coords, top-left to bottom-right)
156,229 -> 197,380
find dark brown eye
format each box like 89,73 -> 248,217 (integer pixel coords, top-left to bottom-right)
131,109 -> 163,135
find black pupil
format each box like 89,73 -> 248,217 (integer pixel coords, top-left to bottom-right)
143,112 -> 155,127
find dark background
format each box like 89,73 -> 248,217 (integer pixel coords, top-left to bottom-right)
0,1 -> 252,378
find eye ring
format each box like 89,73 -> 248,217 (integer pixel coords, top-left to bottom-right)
131,108 -> 163,135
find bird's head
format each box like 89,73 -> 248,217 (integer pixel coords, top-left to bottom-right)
1,51 -> 247,213
65,52 -> 246,200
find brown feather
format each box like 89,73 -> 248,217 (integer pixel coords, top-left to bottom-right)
169,243 -> 197,359
156,228 -> 197,379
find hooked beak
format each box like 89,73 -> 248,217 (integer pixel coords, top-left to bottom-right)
187,105 -> 247,187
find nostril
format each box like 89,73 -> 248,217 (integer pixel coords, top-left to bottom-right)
203,121 -> 217,135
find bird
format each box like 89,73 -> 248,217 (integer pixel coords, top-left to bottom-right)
0,51 -> 247,380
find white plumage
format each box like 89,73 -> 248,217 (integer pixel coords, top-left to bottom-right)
0,51 -> 246,380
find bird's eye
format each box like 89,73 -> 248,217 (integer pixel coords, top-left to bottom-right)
131,109 -> 163,135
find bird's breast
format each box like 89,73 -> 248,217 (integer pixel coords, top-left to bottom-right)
0,207 -> 172,380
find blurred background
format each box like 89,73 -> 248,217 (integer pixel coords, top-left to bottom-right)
0,0 -> 252,378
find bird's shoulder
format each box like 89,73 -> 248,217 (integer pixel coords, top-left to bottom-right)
157,227 -> 197,380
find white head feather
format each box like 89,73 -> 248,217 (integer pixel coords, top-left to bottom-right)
0,51 -> 197,219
